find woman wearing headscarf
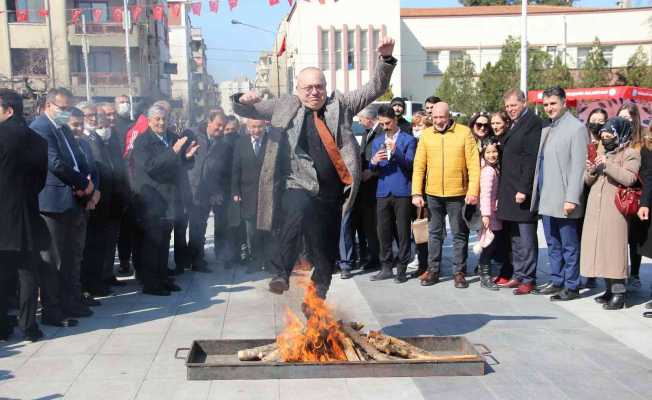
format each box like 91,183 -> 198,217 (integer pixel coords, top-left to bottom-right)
580,117 -> 640,310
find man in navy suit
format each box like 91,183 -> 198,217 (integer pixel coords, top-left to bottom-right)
30,88 -> 96,324
369,105 -> 417,284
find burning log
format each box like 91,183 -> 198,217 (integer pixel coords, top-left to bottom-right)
261,348 -> 282,362
367,331 -> 478,361
340,324 -> 391,361
237,343 -> 279,361
341,336 -> 361,362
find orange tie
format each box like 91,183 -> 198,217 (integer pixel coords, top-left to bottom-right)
313,111 -> 353,186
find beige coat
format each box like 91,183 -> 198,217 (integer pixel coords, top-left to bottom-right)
580,147 -> 641,279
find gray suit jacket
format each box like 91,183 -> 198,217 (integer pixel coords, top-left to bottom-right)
531,111 -> 589,219
232,57 -> 396,231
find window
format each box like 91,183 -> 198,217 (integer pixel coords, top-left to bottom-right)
449,50 -> 465,65
6,0 -> 45,23
334,30 -> 342,71
320,30 -> 329,70
72,47 -> 124,74
360,29 -> 368,70
76,1 -> 109,23
11,49 -> 48,75
425,51 -> 440,74
347,30 -> 355,70
602,46 -> 614,67
546,46 -> 557,58
372,29 -> 380,51
577,47 -> 589,68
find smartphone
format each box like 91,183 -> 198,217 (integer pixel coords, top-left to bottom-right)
587,143 -> 597,163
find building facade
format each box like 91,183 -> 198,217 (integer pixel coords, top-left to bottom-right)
218,78 -> 254,116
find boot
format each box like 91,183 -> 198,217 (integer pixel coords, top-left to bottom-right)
394,265 -> 408,284
408,264 -> 427,279
370,266 -> 394,281
594,290 -> 612,305
479,264 -> 499,291
603,293 -> 626,310
420,268 -> 440,286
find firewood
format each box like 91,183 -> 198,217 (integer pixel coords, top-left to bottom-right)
237,343 -> 279,361
340,324 -> 391,361
261,348 -> 281,362
349,321 -> 364,331
367,331 -> 477,361
341,336 -> 361,362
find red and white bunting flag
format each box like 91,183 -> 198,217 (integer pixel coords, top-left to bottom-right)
15,9 -> 28,22
288,0 -> 294,5
111,7 -> 123,23
38,8 -> 49,17
152,4 -> 165,21
229,0 -> 238,11
319,0 -> 325,3
71,8 -> 82,24
92,8 -> 103,23
191,2 -> 201,15
130,5 -> 143,23
269,0 -> 280,5
209,0 -> 219,13
170,2 -> 181,17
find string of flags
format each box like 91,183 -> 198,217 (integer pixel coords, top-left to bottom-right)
6,0 -> 339,23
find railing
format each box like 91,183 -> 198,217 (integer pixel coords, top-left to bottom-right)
72,72 -> 135,86
72,23 -> 133,35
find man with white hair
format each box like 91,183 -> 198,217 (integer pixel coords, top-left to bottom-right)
232,37 -> 396,298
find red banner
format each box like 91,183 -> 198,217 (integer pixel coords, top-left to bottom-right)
92,8 -> 103,23
71,8 -> 82,24
270,0 -> 280,5
152,4 -> 164,21
209,0 -> 219,13
170,2 -> 181,17
229,0 -> 238,10
111,7 -> 123,23
130,5 -> 143,23
15,9 -> 28,22
38,8 -> 49,17
191,2 -> 201,15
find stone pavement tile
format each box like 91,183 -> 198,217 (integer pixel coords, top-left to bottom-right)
222,314 -> 276,339
117,310 -> 175,334
135,378 -> 210,400
279,378 -> 350,400
35,332 -> 111,356
346,378 -> 425,400
167,315 -> 226,338
207,379 -> 280,400
0,378 -> 71,399
579,344 -> 652,372
608,369 -> 652,398
12,354 -> 92,381
175,299 -> 229,319
543,369 -> 647,400
0,338 -> 46,358
413,376 -> 495,400
64,378 -> 143,400
85,302 -> 137,318
46,316 -> 124,336
479,369 -> 570,400
227,297 -> 276,317
0,356 -> 29,382
145,357 -> 187,380
77,354 -> 155,381
98,332 -> 166,355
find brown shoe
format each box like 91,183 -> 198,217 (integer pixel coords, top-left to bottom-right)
499,279 -> 521,289
454,273 -> 469,289
420,271 -> 440,286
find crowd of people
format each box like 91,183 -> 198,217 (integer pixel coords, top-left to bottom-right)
0,37 -> 651,345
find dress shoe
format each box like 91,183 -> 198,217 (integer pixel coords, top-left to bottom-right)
41,317 -> 79,327
164,282 -> 182,292
535,282 -> 563,295
142,287 -> 171,296
645,300 -> 652,310
0,327 -> 12,341
499,279 -> 521,289
420,271 -> 440,286
66,306 -> 93,318
370,268 -> 394,281
408,265 -> 427,279
191,265 -> 212,273
268,277 -> 290,294
24,327 -> 44,342
118,261 -> 132,276
550,288 -> 580,301
89,286 -> 113,297
454,273 -> 469,289
584,277 -> 597,289
104,276 -> 127,287
494,276 -> 511,286
594,291 -> 612,304
81,294 -> 101,307
644,311 -> 652,318
513,282 -> 534,295
602,293 -> 626,310
340,269 -> 353,280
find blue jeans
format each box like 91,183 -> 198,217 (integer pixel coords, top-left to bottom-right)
339,209 -> 355,272
542,216 -> 580,290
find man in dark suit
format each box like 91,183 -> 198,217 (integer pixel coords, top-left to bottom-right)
232,118 -> 269,272
30,87 -> 96,323
0,89 -> 49,341
496,88 -> 543,296
186,110 -> 227,272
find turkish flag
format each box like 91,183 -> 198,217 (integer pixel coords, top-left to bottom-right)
111,7 -> 123,23
319,0 -> 325,3
152,4 -> 165,21
191,2 -> 201,15
209,0 -> 219,13
288,0 -> 294,5
269,0 -> 280,5
92,8 -> 103,23
71,8 -> 82,24
170,2 -> 181,17
15,9 -> 28,22
130,5 -> 143,23
38,8 -> 49,17
228,0 -> 238,10
277,36 -> 286,57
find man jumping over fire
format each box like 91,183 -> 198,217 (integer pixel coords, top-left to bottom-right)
232,36 -> 396,299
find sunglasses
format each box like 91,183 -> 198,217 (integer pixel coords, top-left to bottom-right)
474,123 -> 490,129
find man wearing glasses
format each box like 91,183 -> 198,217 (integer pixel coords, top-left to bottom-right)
232,37 -> 397,299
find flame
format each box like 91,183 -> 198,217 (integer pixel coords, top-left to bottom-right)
276,282 -> 348,362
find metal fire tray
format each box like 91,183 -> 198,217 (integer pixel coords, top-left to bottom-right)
176,336 -> 488,380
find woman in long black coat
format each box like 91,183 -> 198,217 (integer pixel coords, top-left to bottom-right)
635,133 -> 652,318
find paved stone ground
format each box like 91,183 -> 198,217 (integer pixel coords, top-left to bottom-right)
1,221 -> 652,399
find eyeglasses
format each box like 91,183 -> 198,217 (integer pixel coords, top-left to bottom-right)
84,113 -> 96,118
51,103 -> 70,112
298,84 -> 325,94
474,123 -> 490,130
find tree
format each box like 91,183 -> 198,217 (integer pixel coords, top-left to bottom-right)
377,84 -> 394,101
541,55 -> 574,90
579,37 -> 610,88
619,46 -> 652,87
436,55 -> 478,118
477,36 -> 519,112
459,0 -> 573,5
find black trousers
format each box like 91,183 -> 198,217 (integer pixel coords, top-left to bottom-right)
269,189 -> 342,297
173,207 -> 190,269
0,251 -> 38,335
356,185 -> 380,268
377,196 -> 413,269
41,210 -> 87,313
141,217 -> 173,291
82,215 -> 109,292
479,229 -> 508,268
244,216 -> 270,264
118,201 -> 137,265
101,219 -> 121,280
213,204 -> 239,263
507,221 -> 538,284
188,202 -> 213,268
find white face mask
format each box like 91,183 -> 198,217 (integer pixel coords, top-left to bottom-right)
117,102 -> 130,117
95,127 -> 112,140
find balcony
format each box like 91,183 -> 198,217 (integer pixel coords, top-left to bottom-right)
71,72 -> 145,97
67,23 -> 142,47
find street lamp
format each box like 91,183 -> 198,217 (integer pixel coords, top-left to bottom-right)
231,19 -> 281,97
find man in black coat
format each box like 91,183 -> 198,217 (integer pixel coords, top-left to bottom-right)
232,118 -> 269,272
186,111 -> 227,271
0,89 -> 49,341
390,97 -> 412,135
496,89 -> 543,296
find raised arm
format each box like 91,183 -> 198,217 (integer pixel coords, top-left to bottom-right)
231,92 -> 278,121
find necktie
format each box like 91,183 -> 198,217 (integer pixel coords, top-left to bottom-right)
58,128 -> 80,172
312,111 -> 353,186
253,138 -> 261,156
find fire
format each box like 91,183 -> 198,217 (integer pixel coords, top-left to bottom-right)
276,282 -> 348,362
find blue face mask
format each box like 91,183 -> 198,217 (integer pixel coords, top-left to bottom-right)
54,110 -> 71,126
